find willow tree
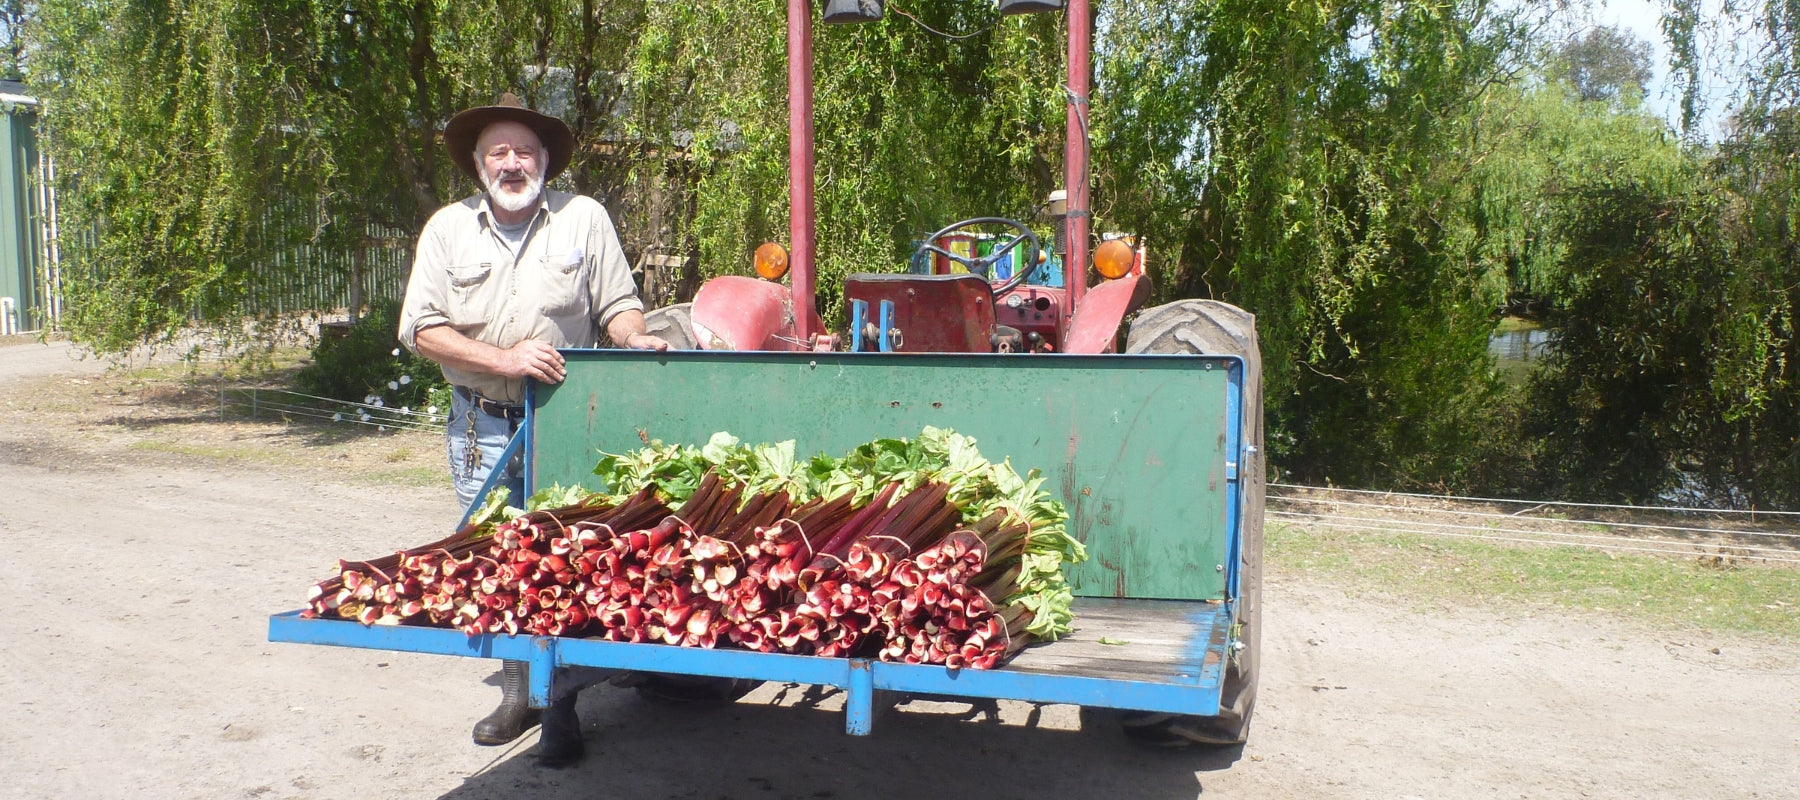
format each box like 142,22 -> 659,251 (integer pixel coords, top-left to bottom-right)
623,2 -> 1066,320
1520,0 -> 1800,507
27,1 -> 510,354
1093,0 -> 1538,486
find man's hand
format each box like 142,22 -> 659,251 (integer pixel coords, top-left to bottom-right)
496,339 -> 568,383
621,332 -> 671,352
605,309 -> 670,352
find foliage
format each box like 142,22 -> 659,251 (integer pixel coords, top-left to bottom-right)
1509,2 -> 1800,508
626,3 -> 1066,322
1095,0 -> 1538,488
295,299 -> 447,410
22,0 -> 1800,508
1554,24 -> 1654,104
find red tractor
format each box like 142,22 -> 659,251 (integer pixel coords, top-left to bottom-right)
639,0 -> 1261,747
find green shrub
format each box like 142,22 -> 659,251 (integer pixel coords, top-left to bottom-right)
296,300 -> 449,413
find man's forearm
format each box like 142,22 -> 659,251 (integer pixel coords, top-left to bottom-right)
605,309 -> 652,346
415,325 -> 508,375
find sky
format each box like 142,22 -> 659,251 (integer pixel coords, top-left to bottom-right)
1588,0 -> 1751,137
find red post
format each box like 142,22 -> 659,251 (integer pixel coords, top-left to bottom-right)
1063,0 -> 1092,332
788,0 -> 818,341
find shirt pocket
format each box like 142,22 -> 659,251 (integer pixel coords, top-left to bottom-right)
444,262 -> 495,326
539,251 -> 590,315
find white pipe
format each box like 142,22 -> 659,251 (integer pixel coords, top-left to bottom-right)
44,154 -> 60,326
35,147 -> 49,330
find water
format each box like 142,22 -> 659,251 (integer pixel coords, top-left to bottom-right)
1489,325 -> 1552,363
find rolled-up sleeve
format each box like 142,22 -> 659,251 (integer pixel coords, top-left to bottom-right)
588,205 -> 643,329
398,216 -> 454,352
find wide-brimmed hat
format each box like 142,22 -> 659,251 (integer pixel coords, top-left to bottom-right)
443,92 -> 575,182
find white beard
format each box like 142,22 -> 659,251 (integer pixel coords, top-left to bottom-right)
482,166 -> 545,213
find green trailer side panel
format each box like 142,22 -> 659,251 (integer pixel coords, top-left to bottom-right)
531,351 -> 1240,601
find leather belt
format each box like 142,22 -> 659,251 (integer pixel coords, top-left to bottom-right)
454,386 -> 525,420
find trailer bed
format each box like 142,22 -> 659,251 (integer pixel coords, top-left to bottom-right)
270,349 -> 1251,735
268,596 -> 1229,734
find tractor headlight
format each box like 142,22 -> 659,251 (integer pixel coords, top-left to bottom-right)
754,242 -> 790,280
1094,239 -> 1135,280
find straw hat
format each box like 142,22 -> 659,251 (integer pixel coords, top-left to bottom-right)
443,92 -> 575,182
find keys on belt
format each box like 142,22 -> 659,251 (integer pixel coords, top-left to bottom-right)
455,386 -> 526,420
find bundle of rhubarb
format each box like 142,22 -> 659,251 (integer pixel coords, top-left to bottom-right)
303,428 -> 1083,669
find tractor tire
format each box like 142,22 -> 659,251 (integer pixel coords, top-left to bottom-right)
1119,299 -> 1264,748
642,303 -> 697,350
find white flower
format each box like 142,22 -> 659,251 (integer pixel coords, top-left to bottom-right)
398,375 -> 412,385
364,394 -> 378,405
391,348 -> 401,357
332,412 -> 344,422
378,425 -> 387,432
387,381 -> 399,391
427,405 -> 438,414
373,398 -> 385,407
358,412 -> 371,422
400,407 -> 411,414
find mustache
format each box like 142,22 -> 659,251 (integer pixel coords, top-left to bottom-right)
493,168 -> 532,182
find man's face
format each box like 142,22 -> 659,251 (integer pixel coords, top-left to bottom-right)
475,121 -> 546,214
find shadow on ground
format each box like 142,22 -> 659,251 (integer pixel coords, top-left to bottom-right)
436,680 -> 1235,800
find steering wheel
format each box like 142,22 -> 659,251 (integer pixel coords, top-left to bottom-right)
911,217 -> 1043,298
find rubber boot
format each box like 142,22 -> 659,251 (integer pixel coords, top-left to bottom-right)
471,660 -> 539,746
535,693 -> 585,768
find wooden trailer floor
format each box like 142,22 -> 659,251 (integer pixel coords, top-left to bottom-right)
1004,598 -> 1229,687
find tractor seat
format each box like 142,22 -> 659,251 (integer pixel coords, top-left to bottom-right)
842,273 -> 998,353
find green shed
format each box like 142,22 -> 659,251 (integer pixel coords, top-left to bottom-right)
0,78 -> 49,335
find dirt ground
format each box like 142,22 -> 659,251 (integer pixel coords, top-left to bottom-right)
2,338 -> 1796,800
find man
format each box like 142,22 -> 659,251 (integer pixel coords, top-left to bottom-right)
399,92 -> 668,767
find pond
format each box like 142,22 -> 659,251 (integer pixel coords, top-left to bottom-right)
1490,319 -> 1552,384
1488,324 -> 1553,362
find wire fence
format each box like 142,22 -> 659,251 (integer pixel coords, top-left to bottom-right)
220,386 -> 446,434
1269,484 -> 1800,565
196,397 -> 1800,567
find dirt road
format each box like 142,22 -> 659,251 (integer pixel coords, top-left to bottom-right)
2,339 -> 1795,800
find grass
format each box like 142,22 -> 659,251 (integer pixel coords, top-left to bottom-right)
1270,521 -> 1800,639
128,439 -> 285,463
364,466 -> 445,488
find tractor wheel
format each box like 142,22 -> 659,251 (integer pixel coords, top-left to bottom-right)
1119,299 -> 1264,748
642,303 -> 697,350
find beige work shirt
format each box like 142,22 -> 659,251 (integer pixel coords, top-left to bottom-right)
398,189 -> 643,405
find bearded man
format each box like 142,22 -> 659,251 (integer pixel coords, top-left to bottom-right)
398,92 -> 668,767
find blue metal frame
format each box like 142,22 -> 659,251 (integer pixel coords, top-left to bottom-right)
876,300 -> 897,352
278,350 -> 1254,736
844,300 -> 904,354
268,602 -> 1229,735
1223,359 -> 1245,601
849,299 -> 869,351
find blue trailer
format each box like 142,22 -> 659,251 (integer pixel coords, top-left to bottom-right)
268,344 -> 1263,745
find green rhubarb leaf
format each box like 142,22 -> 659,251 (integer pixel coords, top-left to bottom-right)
700,431 -> 741,464
524,483 -> 588,511
468,486 -> 513,527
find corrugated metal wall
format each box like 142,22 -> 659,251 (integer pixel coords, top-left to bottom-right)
0,101 -> 43,335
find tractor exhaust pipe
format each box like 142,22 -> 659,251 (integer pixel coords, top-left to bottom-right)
788,0 -> 818,342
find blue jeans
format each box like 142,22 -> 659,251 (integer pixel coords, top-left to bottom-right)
447,389 -> 526,515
